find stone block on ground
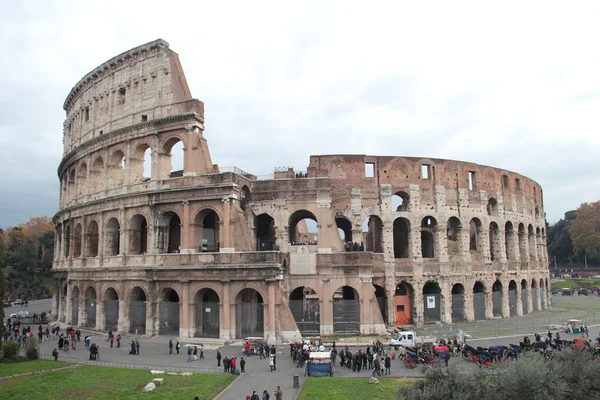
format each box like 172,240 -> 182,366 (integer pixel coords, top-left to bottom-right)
368,377 -> 380,384
144,382 -> 156,392
167,372 -> 178,375
180,372 -> 193,376
150,370 -> 165,374
152,378 -> 164,386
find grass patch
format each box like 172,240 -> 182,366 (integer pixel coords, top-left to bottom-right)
297,377 -> 413,400
551,279 -> 600,290
0,365 -> 236,399
0,359 -> 72,378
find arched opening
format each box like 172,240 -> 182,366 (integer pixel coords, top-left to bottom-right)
421,217 -> 437,258
161,137 -> 185,179
159,288 -> 180,334
335,217 -> 353,245
518,223 -> 527,261
446,217 -> 462,255
492,280 -> 503,317
392,191 -> 409,212
71,286 -> 79,325
106,218 -> 120,256
255,213 -> 276,251
489,222 -> 501,261
363,215 -> 383,253
158,212 -> 181,253
68,169 -> 75,201
505,222 -> 515,260
535,206 -> 540,219
86,221 -> 99,257
333,286 -> 360,334
508,280 -> 518,316
393,217 -> 410,258
194,209 -> 220,252
240,186 -> 250,212
374,284 -> 387,323
61,282 -> 67,322
130,215 -> 148,254
469,218 -> 482,252
521,279 -> 529,314
129,286 -> 147,334
236,288 -> 264,338
288,210 -> 318,245
56,225 -> 63,260
64,225 -> 71,258
423,282 -> 441,323
528,225 -> 536,259
85,287 -> 97,328
91,157 -> 104,193
531,279 -> 539,312
108,150 -> 125,188
536,227 -> 542,260
451,284 -> 465,322
73,224 -> 82,258
540,279 -> 546,310
487,198 -> 498,216
395,282 -> 413,325
104,287 -> 119,331
77,163 -> 87,196
194,288 -> 220,338
130,144 -> 152,183
473,281 -> 486,321
289,286 -> 320,336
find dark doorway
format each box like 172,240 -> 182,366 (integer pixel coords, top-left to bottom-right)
451,284 -> 465,322
423,282 -> 441,323
333,286 -> 360,334
289,287 -> 320,336
195,289 -> 220,338
473,282 -> 486,321
236,289 -> 264,338
256,214 -> 276,251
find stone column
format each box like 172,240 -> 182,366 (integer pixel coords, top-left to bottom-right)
516,286 -> 523,316
221,198 -> 232,251
181,201 -> 191,252
78,295 -> 84,327
536,285 -> 542,311
152,300 -> 160,335
95,298 -> 105,331
414,289 -> 424,326
221,281 -> 232,339
181,282 -> 190,337
119,207 -> 128,255
65,283 -> 72,324
145,299 -> 154,336
485,287 -> 494,320
410,226 -> 421,260
498,228 -> 507,264
502,283 -> 511,318
465,292 -> 475,321
441,281 -> 452,324
526,288 -> 533,315
480,229 -> 491,263
118,300 -> 127,333
267,280 -> 277,344
52,279 -> 59,317
435,226 -> 448,263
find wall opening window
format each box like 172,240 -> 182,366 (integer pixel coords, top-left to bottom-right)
468,171 -> 476,190
421,164 -> 430,180
118,88 -> 126,105
141,114 -> 148,122
365,163 -> 374,178
515,178 -> 521,191
84,107 -> 90,122
502,175 -> 509,188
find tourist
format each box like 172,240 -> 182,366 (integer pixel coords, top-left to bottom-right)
193,346 -> 198,361
240,357 -> 246,374
136,339 -> 140,355
169,339 -> 173,355
116,334 -> 121,348
262,389 -> 270,400
269,354 -> 276,371
217,350 -> 222,366
372,357 -> 381,376
52,348 -> 59,361
187,346 -> 193,362
130,340 -> 136,356
231,357 -> 237,374
176,339 -> 180,354
200,344 -> 204,359
110,334 -> 114,348
274,386 -> 283,400
251,391 -> 259,400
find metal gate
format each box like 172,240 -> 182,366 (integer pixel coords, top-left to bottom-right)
195,302 -> 220,338
333,299 -> 360,334
521,289 -> 529,314
532,288 -> 538,312
423,294 -> 441,323
289,300 -> 320,336
473,292 -> 486,321
104,300 -> 119,332
129,301 -> 146,334
451,294 -> 465,322
492,291 -> 503,317
86,299 -> 96,328
72,297 -> 79,326
508,290 -> 517,316
236,302 -> 264,338
159,301 -> 180,335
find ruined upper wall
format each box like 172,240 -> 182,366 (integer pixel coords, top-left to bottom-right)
62,39 -> 199,154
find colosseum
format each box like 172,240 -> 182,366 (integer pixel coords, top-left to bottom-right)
52,39 -> 550,343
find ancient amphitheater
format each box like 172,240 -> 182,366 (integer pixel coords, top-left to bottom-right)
52,39 -> 550,343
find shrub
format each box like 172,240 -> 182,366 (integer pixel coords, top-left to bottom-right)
3,341 -> 20,360
25,337 -> 40,360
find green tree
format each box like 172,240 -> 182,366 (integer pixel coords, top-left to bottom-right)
570,201 -> 600,262
0,271 -> 6,337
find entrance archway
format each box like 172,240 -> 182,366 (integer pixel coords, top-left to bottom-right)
129,287 -> 147,334
159,288 -> 180,334
85,287 -> 97,328
531,279 -> 538,312
423,282 -> 441,323
289,287 -> 320,336
521,279 -> 529,314
106,218 -> 120,256
158,212 -> 181,253
451,284 -> 465,322
71,286 -> 79,325
473,282 -> 486,321
130,215 -> 148,254
394,282 -> 413,325
333,286 -> 360,334
492,280 -> 503,317
104,288 -> 119,331
194,288 -> 220,338
508,280 -> 517,316
255,213 -> 276,251
236,289 -> 264,338
336,217 -> 353,243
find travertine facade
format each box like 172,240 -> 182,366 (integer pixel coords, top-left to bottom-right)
53,40 -> 550,343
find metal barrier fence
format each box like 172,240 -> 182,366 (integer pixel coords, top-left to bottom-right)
39,353 -> 222,374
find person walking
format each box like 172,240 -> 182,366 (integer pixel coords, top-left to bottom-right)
187,346 -> 193,362
116,334 -> 121,348
384,355 -> 391,375
250,391 -> 259,400
130,340 -> 136,355
217,350 -> 222,366
274,386 -> 283,400
110,334 -> 114,348
372,358 -> 381,376
169,339 -> 173,355
240,357 -> 246,374
176,340 -> 180,354
135,340 -> 140,355
200,344 -> 204,359
262,389 -> 270,400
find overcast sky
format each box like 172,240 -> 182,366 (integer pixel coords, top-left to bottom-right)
1,1 -> 600,228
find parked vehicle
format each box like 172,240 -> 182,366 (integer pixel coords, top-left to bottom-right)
3,300 -> 11,307
13,299 -> 23,306
9,310 -> 30,319
390,330 -> 436,348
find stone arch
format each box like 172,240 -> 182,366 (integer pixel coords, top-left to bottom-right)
235,288 -> 264,338
105,218 -> 120,256
130,143 -> 152,183
240,185 -> 250,212
473,281 -> 486,321
451,283 -> 466,322
469,218 -> 483,252
159,287 -> 180,334
335,216 -> 353,243
363,215 -> 383,253
508,280 -> 518,316
487,198 -> 498,216
540,278 -> 546,310
129,286 -> 147,334
104,287 -> 119,331
194,288 -> 220,338
86,220 -> 99,257
67,169 -> 76,201
194,208 -> 220,252
392,191 -> 410,212
531,278 -> 539,312
489,222 -> 501,261
71,285 -> 80,325
373,284 -> 387,323
332,286 -> 360,334
504,221 -> 515,260
289,286 -> 320,336
74,223 -> 83,258
158,211 -> 181,253
421,217 -> 437,258
84,286 -> 97,328
521,279 -> 529,314
160,136 -> 185,179
492,280 -> 503,317
528,224 -> 536,258
108,149 -> 125,188
518,223 -> 527,260
91,156 -> 104,192
288,210 -> 318,245
130,214 -> 148,254
395,281 -> 413,325
77,163 -> 88,196
446,217 -> 462,255
393,217 -> 410,258
423,281 -> 442,323
255,213 -> 276,251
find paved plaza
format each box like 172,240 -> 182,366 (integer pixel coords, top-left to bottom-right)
5,295 -> 600,399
